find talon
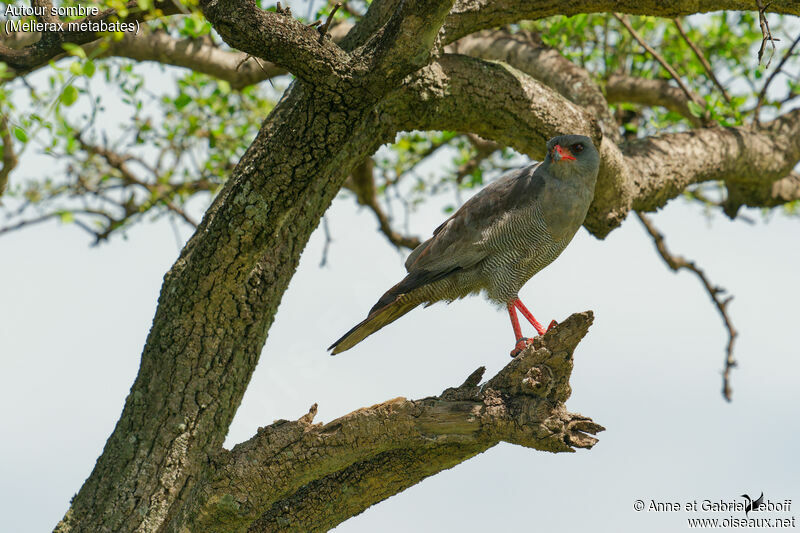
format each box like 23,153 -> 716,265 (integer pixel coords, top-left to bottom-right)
510,337 -> 532,357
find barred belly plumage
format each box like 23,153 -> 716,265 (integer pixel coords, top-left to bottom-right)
478,201 -> 571,303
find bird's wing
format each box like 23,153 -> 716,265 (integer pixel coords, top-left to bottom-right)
754,493 -> 764,507
404,162 -> 545,275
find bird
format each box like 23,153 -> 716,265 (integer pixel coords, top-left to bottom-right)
329,134 -> 600,356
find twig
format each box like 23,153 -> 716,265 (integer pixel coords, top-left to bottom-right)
673,19 -> 732,104
614,14 -> 708,123
456,134 -> 499,184
319,215 -> 332,267
317,3 -> 341,43
754,32 -> 800,123
344,158 -> 421,250
636,212 -> 738,401
756,0 -> 780,67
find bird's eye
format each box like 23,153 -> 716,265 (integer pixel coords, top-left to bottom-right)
573,143 -> 584,153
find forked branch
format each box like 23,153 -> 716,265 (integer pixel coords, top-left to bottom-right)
636,212 -> 738,401
171,311 -> 602,532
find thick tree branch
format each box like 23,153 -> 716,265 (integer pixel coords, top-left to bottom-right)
449,29 -> 619,142
90,31 -> 284,89
382,54 -> 800,236
441,0 -> 800,44
624,108 -> 800,214
605,74 -> 704,126
198,0 -> 351,84
174,313 -> 602,532
354,0 -> 455,84
636,213 -> 738,401
0,0 -> 184,72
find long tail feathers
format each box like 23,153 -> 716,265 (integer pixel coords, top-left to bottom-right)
328,296 -> 420,355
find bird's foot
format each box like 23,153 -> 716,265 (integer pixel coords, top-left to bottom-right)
510,337 -> 533,357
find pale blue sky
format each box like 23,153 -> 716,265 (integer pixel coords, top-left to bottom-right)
1,181 -> 798,531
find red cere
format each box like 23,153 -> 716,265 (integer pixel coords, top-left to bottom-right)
555,144 -> 576,161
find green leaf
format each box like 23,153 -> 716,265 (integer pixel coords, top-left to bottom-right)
58,211 -> 74,223
83,61 -> 96,78
687,101 -> 705,118
175,93 -> 192,109
61,85 -> 79,106
69,62 -> 83,76
61,43 -> 87,59
13,126 -> 27,142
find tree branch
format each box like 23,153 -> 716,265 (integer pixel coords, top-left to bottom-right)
754,32 -> 800,123
441,0 -> 800,45
344,158 -> 421,250
448,29 -> 619,141
605,74 -> 703,126
354,0 -> 456,85
673,18 -> 732,104
173,312 -> 602,532
0,0 -> 184,72
198,0 -> 351,84
624,107 -> 800,215
382,54 -> 800,236
613,13 -> 709,124
90,31 -> 285,89
636,213 -> 737,401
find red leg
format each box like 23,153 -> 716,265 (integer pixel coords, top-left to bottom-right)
507,303 -> 529,356
513,298 -> 546,336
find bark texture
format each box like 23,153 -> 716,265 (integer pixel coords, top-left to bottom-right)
18,0 -> 794,531
174,312 -> 601,533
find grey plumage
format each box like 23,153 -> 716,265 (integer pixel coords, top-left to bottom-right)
329,134 -> 600,355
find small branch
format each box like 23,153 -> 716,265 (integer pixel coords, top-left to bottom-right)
319,215 -> 332,267
756,0 -> 780,67
614,13 -> 709,124
673,18 -> 732,103
456,134 -> 499,184
317,2 -> 341,43
636,212 -> 738,401
94,31 -> 286,89
0,0 -> 184,72
345,158 -> 421,250
199,0 -> 351,84
754,32 -> 800,123
175,312 -> 602,532
606,74 -> 704,126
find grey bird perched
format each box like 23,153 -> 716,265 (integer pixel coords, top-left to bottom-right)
329,134 -> 600,356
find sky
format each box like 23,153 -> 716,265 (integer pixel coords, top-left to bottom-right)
1,174 -> 799,532
1,4 -> 800,533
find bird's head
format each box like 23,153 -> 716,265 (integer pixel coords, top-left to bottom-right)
544,134 -> 600,182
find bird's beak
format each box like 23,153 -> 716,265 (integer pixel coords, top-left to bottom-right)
553,144 -> 576,162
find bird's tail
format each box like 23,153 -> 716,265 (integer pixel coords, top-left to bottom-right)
328,293 -> 421,355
